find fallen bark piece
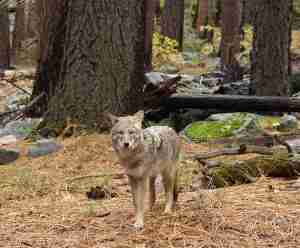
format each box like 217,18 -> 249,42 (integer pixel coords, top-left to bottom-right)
201,154 -> 300,188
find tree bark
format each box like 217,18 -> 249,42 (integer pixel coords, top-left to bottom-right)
0,4 -> 10,68
252,0 -> 292,96
161,0 -> 185,51
40,1 -> 145,131
220,0 -> 241,79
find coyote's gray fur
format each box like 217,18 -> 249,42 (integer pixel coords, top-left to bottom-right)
108,110 -> 181,229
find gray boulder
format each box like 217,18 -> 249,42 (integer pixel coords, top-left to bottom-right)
27,139 -> 63,158
0,148 -> 20,165
278,115 -> 298,131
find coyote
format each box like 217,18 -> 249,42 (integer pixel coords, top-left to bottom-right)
108,110 -> 181,229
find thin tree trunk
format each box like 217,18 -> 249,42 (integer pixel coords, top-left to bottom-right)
220,0 -> 241,82
196,0 -> 209,32
30,0 -> 67,117
12,3 -> 25,66
288,0 -> 293,76
0,4 -> 10,68
220,0 -> 241,66
41,1 -> 145,131
24,0 -> 38,39
161,0 -> 185,51
252,0 -> 292,96
144,0 -> 155,72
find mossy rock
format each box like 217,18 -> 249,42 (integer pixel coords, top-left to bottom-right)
184,113 -> 254,142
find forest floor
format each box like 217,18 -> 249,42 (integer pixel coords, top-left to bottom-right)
1,66 -> 300,248
1,134 -> 300,248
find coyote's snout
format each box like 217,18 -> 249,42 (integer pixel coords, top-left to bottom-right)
108,110 -> 181,229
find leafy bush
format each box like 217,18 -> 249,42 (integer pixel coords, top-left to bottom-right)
198,25 -> 221,57
152,32 -> 179,68
237,24 -> 253,67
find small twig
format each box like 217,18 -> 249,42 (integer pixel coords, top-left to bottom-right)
5,79 -> 31,95
64,173 -> 125,191
20,242 -> 33,247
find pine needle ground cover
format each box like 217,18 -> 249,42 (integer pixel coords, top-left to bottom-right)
1,134 -> 300,247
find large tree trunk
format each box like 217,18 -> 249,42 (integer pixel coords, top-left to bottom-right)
161,0 -> 185,51
252,0 -> 292,96
39,1 -> 145,131
30,0 -> 67,116
220,0 -> 241,81
0,4 -> 10,68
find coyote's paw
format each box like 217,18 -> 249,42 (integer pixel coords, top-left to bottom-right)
164,207 -> 173,214
133,220 -> 144,230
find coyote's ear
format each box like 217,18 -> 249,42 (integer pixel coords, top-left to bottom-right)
105,112 -> 119,126
134,110 -> 144,122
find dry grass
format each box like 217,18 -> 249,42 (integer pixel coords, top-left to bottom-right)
0,134 -> 300,248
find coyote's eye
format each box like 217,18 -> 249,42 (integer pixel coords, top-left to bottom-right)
117,131 -> 124,135
128,129 -> 138,135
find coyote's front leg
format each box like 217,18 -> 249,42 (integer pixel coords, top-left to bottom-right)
129,176 -> 147,229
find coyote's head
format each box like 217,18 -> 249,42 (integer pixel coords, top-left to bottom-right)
107,111 -> 144,155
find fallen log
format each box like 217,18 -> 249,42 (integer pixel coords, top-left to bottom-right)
164,94 -> 300,113
200,153 -> 300,188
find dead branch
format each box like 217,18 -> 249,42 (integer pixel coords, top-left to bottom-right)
0,92 -> 46,125
144,75 -> 181,107
192,144 -> 274,161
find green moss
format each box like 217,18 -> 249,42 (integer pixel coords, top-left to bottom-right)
185,113 -> 248,142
